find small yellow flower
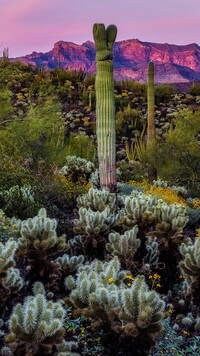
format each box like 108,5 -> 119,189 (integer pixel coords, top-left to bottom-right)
182,330 -> 190,335
127,283 -> 131,287
149,275 -> 153,279
153,273 -> 160,280
167,309 -> 174,314
156,283 -> 161,288
108,277 -> 115,284
126,275 -> 135,280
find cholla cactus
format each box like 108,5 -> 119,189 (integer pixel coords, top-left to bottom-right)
65,257 -> 165,353
18,208 -> 67,258
17,208 -> 67,278
3,267 -> 24,294
0,240 -> 18,279
65,257 -> 126,307
0,185 -> 35,205
125,193 -> 188,243
6,282 -> 66,354
0,240 -> 24,307
179,236 -> 200,304
73,207 -> 115,258
144,236 -> 159,268
106,226 -> 141,268
56,254 -> 84,275
59,155 -> 95,182
77,187 -> 116,212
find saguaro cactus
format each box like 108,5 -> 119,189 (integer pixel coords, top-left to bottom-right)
147,61 -> 157,182
93,23 -> 117,192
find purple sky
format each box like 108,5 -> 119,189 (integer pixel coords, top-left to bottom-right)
0,0 -> 200,57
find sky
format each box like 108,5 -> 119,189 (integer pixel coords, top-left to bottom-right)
0,0 -> 200,57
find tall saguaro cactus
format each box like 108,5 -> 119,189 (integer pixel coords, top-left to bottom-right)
147,61 -> 157,182
93,23 -> 117,192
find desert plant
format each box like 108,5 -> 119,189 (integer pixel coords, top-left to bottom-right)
6,281 -> 66,354
59,155 -> 95,183
17,208 -> 68,283
65,257 -> 165,355
93,23 -> 117,192
147,61 -> 157,182
77,187 -> 116,212
73,207 -> 115,259
179,236 -> 200,306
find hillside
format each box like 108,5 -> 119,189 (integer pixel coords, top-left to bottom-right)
14,38 -> 200,83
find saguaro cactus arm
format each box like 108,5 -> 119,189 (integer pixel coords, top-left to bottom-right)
93,23 -> 117,192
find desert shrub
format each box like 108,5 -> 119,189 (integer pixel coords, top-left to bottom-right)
188,82 -> 200,96
64,133 -> 97,163
0,96 -> 68,169
156,109 -> 200,195
155,84 -> 176,104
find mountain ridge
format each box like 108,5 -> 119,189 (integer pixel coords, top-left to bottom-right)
13,38 -> 200,83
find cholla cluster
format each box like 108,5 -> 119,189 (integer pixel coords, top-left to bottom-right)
153,179 -> 188,197
77,187 -> 116,212
18,208 -> 67,258
179,236 -> 200,278
73,207 -> 115,237
0,240 -> 24,305
0,185 -> 35,205
65,257 -> 165,340
56,254 -> 84,275
7,282 -> 66,352
179,236 -> 200,303
106,226 -> 141,259
125,192 -> 188,235
59,155 -> 95,181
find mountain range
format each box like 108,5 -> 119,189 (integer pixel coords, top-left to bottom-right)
14,39 -> 200,83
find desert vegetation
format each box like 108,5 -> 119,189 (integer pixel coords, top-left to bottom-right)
0,23 -> 200,355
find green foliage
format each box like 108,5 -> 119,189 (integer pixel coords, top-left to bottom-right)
188,82 -> 200,96
0,89 -> 14,123
0,96 -> 67,169
156,109 -> 200,195
0,185 -> 39,219
155,84 -> 176,104
153,319 -> 200,356
64,133 -> 97,163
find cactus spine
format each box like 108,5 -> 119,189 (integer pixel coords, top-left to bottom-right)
93,23 -> 117,192
147,61 -> 157,182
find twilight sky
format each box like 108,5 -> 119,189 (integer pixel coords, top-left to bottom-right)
0,0 -> 200,57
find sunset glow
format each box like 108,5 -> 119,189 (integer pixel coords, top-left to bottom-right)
0,0 -> 199,57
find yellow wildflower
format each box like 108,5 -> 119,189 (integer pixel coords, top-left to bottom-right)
156,283 -> 161,288
182,330 -> 190,336
108,277 -> 115,284
126,275 -> 135,280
